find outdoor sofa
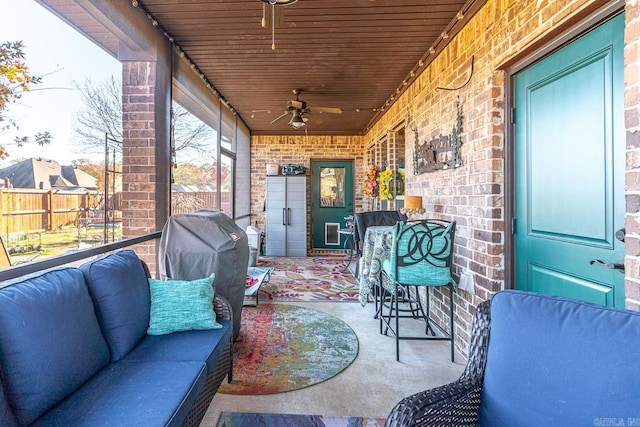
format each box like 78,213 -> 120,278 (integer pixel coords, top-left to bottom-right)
385,290 -> 640,426
0,249 -> 233,426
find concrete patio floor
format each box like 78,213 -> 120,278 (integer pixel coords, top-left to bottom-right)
201,297 -> 466,425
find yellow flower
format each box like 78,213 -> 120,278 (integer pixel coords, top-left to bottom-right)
378,168 -> 394,200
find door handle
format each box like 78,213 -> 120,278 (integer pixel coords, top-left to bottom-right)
589,259 -> 625,273
282,208 -> 286,226
287,208 -> 291,225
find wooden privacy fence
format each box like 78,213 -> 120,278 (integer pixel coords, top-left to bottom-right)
0,189 -> 121,236
1,189 -> 231,236
170,191 -> 230,215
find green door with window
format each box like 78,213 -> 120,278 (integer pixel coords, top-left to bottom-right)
311,160 -> 354,249
514,13 -> 625,307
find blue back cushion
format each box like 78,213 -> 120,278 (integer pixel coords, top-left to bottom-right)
478,290 -> 640,427
80,249 -> 151,361
0,268 -> 110,425
386,221 -> 454,285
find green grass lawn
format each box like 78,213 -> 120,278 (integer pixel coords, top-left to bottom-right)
6,224 -> 122,265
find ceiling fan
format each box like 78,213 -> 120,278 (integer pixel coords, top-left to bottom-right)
260,0 -> 298,49
270,89 -> 342,129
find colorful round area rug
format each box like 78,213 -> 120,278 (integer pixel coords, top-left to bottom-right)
218,304 -> 359,395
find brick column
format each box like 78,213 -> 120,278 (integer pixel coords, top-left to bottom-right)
121,57 -> 171,274
625,0 -> 640,310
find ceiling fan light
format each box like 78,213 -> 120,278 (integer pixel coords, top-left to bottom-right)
288,113 -> 306,129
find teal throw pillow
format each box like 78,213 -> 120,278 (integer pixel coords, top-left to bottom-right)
147,274 -> 222,335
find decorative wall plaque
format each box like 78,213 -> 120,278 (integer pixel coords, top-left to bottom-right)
413,97 -> 463,174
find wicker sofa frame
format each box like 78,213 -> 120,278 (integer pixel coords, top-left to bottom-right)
183,294 -> 234,426
384,299 -> 491,427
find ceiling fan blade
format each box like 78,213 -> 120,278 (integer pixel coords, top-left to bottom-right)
250,108 -> 271,118
270,111 -> 290,124
304,112 -> 324,125
312,107 -> 343,114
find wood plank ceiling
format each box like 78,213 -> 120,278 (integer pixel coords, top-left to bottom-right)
44,0 -> 486,135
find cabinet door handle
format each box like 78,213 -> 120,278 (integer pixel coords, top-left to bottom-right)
282,208 -> 286,225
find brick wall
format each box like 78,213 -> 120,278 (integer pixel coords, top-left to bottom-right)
249,0 -> 636,359
625,0 -> 640,311
361,0 -> 617,358
244,0 -> 640,362
249,135 -> 365,253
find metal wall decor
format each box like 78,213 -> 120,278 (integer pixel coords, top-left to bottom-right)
412,96 -> 463,174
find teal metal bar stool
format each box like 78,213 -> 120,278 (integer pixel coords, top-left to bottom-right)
379,219 -> 456,362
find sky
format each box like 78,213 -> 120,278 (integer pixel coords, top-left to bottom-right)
0,0 -> 121,166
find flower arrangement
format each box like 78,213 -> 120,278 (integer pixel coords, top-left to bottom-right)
378,168 -> 406,200
378,167 -> 394,200
364,165 -> 379,197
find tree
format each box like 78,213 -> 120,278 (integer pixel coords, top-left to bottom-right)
73,76 -> 215,160
172,162 -> 212,188
0,40 -> 50,159
72,76 -> 122,156
72,158 -> 113,192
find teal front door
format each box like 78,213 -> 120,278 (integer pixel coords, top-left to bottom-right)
311,160 -> 354,249
514,13 -> 625,307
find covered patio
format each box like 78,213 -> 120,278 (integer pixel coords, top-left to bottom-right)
30,0 -> 639,360
1,0 -> 640,424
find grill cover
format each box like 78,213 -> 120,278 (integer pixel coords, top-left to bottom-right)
158,210 -> 248,340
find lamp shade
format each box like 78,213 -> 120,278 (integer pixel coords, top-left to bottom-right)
404,196 -> 423,210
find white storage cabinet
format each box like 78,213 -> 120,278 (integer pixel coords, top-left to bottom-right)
265,175 -> 307,256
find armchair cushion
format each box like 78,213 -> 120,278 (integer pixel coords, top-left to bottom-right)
478,291 -> 640,427
0,377 -> 18,427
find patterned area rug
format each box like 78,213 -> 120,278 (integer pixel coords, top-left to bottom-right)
256,256 -> 359,302
218,304 -> 359,395
216,412 -> 386,427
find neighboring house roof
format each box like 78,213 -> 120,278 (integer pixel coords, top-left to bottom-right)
61,165 -> 99,189
0,158 -> 98,190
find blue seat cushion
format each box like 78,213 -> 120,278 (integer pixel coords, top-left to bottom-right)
125,319 -> 232,376
478,290 -> 640,427
33,360 -> 207,427
80,250 -> 151,361
0,268 -> 110,426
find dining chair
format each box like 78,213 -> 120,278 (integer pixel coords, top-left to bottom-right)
379,219 -> 456,362
353,210 -> 407,307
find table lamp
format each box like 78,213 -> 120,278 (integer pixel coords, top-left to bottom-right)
401,195 -> 426,218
